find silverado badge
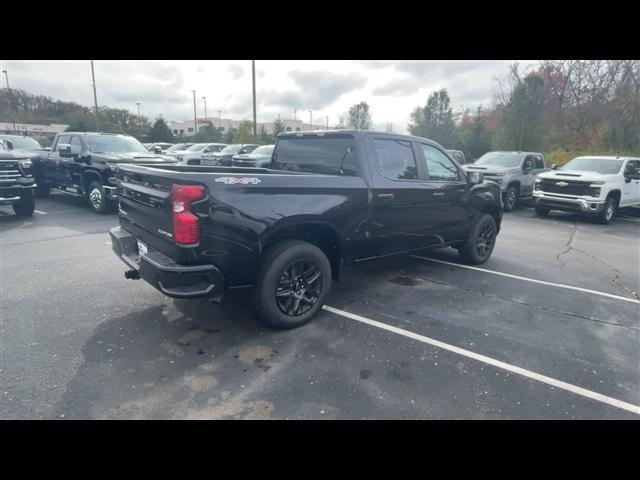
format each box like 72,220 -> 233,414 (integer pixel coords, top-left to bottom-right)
555,181 -> 569,187
215,177 -> 262,185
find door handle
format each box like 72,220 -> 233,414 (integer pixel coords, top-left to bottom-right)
377,193 -> 395,200
432,192 -> 445,197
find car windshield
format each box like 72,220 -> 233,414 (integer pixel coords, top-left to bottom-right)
186,143 -> 207,152
474,152 -> 523,168
561,157 -> 623,175
3,135 -> 43,150
85,135 -> 148,154
220,145 -> 244,154
166,144 -> 187,152
252,145 -> 274,155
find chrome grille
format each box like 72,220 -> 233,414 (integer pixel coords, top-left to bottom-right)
0,161 -> 21,182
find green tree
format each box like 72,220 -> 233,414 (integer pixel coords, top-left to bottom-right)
259,125 -> 275,144
408,89 -> 458,148
148,117 -> 174,142
194,123 -> 223,142
347,102 -> 372,129
273,115 -> 286,137
458,107 -> 491,161
235,120 -> 254,143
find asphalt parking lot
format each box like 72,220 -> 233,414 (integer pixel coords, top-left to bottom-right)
1,193 -> 639,419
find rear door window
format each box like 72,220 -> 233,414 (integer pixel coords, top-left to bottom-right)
272,135 -> 359,176
534,156 -> 545,169
373,138 -> 418,180
422,144 -> 460,181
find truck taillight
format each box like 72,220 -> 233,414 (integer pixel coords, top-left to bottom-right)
172,184 -> 205,245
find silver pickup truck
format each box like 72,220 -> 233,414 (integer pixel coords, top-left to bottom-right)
463,151 -> 548,211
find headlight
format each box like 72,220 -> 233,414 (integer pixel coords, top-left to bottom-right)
589,188 -> 601,197
19,159 -> 32,169
590,181 -> 605,186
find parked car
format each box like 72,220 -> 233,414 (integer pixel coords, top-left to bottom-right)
164,143 -> 193,155
33,132 -> 177,213
463,151 -> 548,211
446,149 -> 467,165
231,144 -> 275,168
147,142 -> 173,154
202,144 -> 259,166
110,130 -> 502,329
0,134 -> 50,154
0,141 -> 36,216
177,143 -> 227,165
533,156 -> 640,224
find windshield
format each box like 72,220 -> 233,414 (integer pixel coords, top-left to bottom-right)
475,152 -> 523,168
219,145 -> 244,154
85,135 -> 148,154
186,143 -> 207,152
166,144 -> 188,153
252,145 -> 274,156
561,157 -> 623,175
2,135 -> 43,150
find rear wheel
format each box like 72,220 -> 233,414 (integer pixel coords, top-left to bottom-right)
87,181 -> 113,214
535,205 -> 550,216
255,240 -> 332,329
13,195 -> 35,216
503,185 -> 519,212
458,214 -> 497,264
596,196 -> 616,224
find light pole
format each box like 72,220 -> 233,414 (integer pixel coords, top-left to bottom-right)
308,110 -> 312,130
251,60 -> 257,139
2,70 -> 9,89
191,90 -> 198,137
201,97 -> 208,125
90,61 -> 100,132
136,102 -> 141,126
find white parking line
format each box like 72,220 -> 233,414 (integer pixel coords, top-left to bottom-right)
34,210 -> 47,215
322,305 -> 640,416
411,255 -> 640,305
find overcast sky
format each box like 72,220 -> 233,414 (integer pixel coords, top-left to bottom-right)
1,60 -> 539,133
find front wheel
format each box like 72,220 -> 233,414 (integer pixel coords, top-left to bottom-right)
503,185 -> 519,212
87,181 -> 113,214
13,195 -> 35,216
255,240 -> 332,329
458,213 -> 498,264
596,196 -> 616,224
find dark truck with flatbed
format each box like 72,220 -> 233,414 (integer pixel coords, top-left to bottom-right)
33,132 -> 176,213
110,130 -> 503,329
0,141 -> 37,216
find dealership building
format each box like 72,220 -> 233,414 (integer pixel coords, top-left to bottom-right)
167,118 -> 328,137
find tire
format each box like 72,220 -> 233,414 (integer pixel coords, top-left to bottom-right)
535,205 -> 550,216
87,181 -> 112,214
596,196 -> 616,224
34,183 -> 50,198
458,213 -> 498,265
12,195 -> 35,217
503,185 -> 519,212
255,240 -> 332,329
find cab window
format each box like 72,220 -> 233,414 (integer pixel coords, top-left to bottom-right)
422,144 -> 460,181
373,138 -> 418,180
70,136 -> 82,155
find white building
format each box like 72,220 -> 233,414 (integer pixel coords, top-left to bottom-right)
167,118 -> 328,138
0,122 -> 69,135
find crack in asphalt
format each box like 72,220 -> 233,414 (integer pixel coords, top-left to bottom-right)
401,272 -> 639,332
554,222 -> 639,301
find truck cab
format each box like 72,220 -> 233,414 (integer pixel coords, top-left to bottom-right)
34,132 -> 177,213
463,151 -> 547,211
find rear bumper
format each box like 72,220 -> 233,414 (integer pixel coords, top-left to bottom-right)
533,191 -> 605,213
110,226 -> 225,299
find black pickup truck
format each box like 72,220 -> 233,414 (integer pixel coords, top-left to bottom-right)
33,132 -> 176,213
110,130 -> 502,329
0,141 -> 37,216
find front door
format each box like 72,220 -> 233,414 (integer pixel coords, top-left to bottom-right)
365,137 -> 446,259
622,160 -> 640,207
43,134 -> 71,185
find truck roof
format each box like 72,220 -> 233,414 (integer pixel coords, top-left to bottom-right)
59,132 -> 132,136
573,155 -> 640,161
277,129 -> 446,148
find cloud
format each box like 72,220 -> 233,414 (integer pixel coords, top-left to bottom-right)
228,64 -> 245,79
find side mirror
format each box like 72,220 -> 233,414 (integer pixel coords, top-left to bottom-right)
6,140 -> 14,150
152,146 -> 162,153
467,171 -> 483,185
551,164 -> 558,170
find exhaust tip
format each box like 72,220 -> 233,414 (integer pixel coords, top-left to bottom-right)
124,269 -> 140,280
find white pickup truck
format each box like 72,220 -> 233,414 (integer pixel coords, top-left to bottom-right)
533,156 -> 640,224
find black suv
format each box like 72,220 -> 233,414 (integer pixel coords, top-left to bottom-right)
34,132 -> 176,213
0,140 -> 37,216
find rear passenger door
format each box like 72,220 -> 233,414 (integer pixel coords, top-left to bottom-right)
366,136 -> 444,258
521,155 -> 540,195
